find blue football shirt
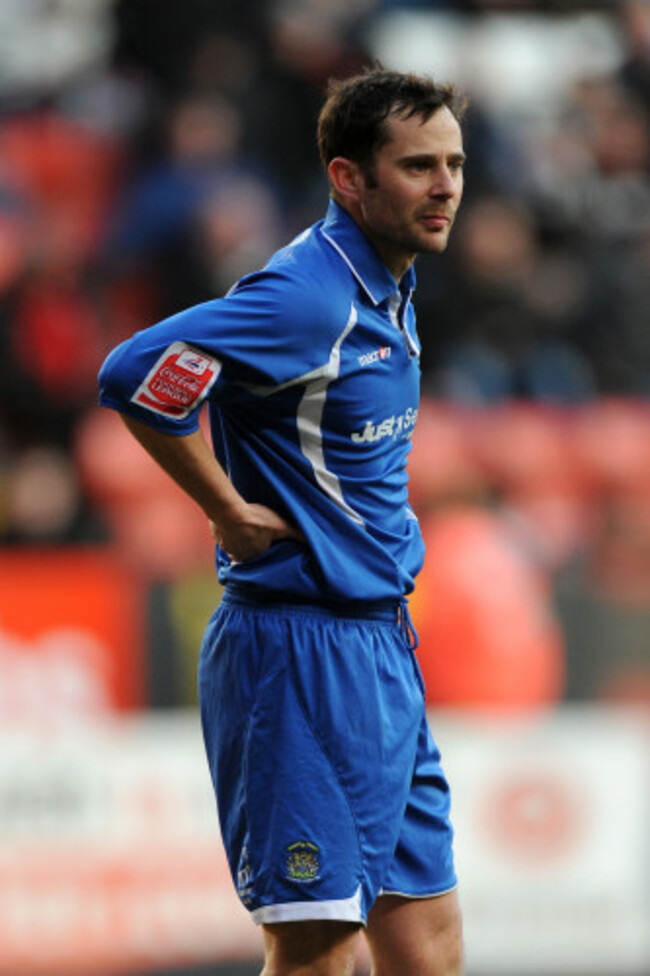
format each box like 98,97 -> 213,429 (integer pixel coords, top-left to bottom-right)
99,199 -> 425,602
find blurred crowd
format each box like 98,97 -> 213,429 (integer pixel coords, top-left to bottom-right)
1,0 -> 649,704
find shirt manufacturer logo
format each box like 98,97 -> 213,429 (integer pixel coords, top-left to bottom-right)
358,346 -> 391,368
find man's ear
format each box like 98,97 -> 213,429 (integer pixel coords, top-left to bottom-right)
328,157 -> 364,203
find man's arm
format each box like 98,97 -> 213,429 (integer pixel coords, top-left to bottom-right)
120,415 -> 303,562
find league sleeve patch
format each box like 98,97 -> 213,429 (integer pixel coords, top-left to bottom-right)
131,342 -> 221,419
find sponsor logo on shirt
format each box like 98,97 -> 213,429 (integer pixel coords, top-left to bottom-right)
131,341 -> 221,419
350,407 -> 418,444
358,345 -> 391,368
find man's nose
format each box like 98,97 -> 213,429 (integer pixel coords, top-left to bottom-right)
428,168 -> 455,198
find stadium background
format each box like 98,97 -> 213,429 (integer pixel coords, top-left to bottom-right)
0,1 -> 648,974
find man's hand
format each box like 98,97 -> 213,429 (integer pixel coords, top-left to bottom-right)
117,418 -> 304,563
209,503 -> 305,562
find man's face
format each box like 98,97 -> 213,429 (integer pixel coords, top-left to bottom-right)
355,106 -> 465,278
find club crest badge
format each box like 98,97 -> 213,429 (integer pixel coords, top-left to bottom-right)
285,840 -> 320,883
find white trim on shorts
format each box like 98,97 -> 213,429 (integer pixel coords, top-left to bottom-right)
377,883 -> 458,900
251,885 -> 363,926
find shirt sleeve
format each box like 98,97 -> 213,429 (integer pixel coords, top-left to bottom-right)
98,267 -> 334,434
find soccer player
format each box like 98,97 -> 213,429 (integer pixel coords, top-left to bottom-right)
99,67 -> 467,976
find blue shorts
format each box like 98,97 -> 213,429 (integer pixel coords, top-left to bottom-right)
197,586 -> 457,925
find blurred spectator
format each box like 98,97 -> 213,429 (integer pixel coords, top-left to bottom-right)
528,75 -> 650,240
410,504 -> 566,712
590,491 -> 650,603
619,0 -> 650,114
555,485 -> 650,705
192,173 -> 284,296
242,2 -> 371,224
102,91 -> 271,315
419,195 -> 595,403
0,0 -> 112,106
1,444 -> 107,545
577,230 -> 650,395
111,0 -> 269,94
0,109 -> 124,445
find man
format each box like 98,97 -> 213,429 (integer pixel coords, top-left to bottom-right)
99,67 -> 467,976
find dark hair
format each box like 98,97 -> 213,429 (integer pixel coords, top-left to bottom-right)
317,66 -> 468,176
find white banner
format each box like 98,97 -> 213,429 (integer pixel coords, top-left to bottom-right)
0,715 -> 261,974
435,707 -> 650,974
0,707 -> 647,974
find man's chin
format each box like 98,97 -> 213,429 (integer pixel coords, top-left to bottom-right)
420,233 -> 450,254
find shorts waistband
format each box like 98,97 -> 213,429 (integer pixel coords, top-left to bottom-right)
222,583 -> 402,623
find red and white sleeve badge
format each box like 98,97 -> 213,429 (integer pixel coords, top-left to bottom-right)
131,342 -> 221,419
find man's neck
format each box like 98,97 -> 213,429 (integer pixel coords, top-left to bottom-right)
332,196 -> 414,283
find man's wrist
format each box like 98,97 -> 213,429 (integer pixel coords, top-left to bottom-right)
206,494 -> 248,527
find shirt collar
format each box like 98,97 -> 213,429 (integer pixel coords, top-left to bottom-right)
319,198 -> 417,306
